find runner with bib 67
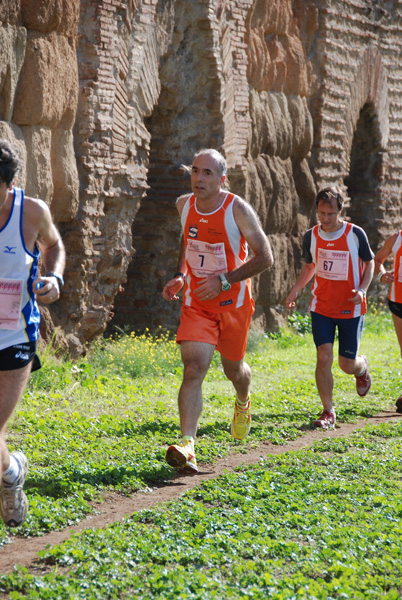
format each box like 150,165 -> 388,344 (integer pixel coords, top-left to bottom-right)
285,187 -> 374,429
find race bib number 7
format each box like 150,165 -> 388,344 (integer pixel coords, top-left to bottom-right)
186,239 -> 228,277
0,278 -> 23,330
317,249 -> 349,280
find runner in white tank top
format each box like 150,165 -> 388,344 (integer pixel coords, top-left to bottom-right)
0,139 -> 65,528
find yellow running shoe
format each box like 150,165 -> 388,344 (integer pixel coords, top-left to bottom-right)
165,439 -> 198,475
231,396 -> 251,440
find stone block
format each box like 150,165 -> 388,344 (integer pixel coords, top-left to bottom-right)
247,0 -> 292,35
0,25 -> 27,122
12,31 -> 78,129
0,0 -> 21,25
292,158 -> 316,218
0,120 -> 27,188
258,233 -> 293,304
249,89 -> 277,156
287,96 -> 313,159
282,34 -> 309,97
21,125 -> 53,205
266,155 -> 298,234
21,0 -> 80,36
266,92 -> 293,159
51,128 -> 79,222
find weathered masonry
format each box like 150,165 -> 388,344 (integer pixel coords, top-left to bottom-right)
0,0 -> 401,354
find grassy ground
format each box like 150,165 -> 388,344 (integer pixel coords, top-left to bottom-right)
0,309 -> 401,598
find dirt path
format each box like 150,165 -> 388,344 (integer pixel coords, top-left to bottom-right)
0,409 -> 400,575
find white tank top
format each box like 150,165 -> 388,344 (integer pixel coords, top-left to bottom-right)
0,187 -> 41,350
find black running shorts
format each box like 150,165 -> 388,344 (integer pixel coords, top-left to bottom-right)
0,341 -> 41,372
388,299 -> 402,320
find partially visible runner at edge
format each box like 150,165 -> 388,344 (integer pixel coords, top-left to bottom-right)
162,148 -> 273,474
0,139 -> 65,527
374,231 -> 402,413
285,186 -> 374,429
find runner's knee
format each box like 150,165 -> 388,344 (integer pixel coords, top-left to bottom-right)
316,346 -> 333,370
222,361 -> 250,384
182,357 -> 210,381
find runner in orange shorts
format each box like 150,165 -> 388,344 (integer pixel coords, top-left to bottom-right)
162,148 -> 273,474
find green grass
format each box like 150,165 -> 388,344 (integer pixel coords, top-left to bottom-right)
0,308 -> 401,598
2,423 -> 402,599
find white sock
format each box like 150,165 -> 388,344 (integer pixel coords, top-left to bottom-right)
182,435 -> 194,448
236,394 -> 250,408
2,455 -> 20,484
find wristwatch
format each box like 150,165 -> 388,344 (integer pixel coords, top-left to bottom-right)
358,288 -> 366,298
219,273 -> 231,291
46,272 -> 64,288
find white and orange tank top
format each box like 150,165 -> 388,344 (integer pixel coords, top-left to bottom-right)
181,192 -> 252,313
389,230 -> 402,303
309,222 -> 367,318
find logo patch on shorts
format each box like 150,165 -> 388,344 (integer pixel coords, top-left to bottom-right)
189,226 -> 198,238
15,351 -> 29,360
220,299 -> 233,306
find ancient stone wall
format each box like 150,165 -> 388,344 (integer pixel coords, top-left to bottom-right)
112,0 -> 319,333
310,0 -> 401,253
1,0 -> 402,351
0,0 -> 80,351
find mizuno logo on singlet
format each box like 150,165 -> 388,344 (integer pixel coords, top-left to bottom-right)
199,218 -> 208,223
3,246 -> 16,254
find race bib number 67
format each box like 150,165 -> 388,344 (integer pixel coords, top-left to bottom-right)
187,239 -> 228,277
317,248 -> 349,281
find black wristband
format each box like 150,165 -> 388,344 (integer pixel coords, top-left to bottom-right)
173,272 -> 186,280
46,272 -> 64,287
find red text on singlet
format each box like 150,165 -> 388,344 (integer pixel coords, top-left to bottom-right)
310,222 -> 367,318
181,193 -> 252,313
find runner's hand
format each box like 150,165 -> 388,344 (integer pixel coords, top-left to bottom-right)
380,271 -> 394,284
285,291 -> 297,309
162,277 -> 184,301
349,289 -> 364,305
33,277 -> 60,304
194,276 -> 221,301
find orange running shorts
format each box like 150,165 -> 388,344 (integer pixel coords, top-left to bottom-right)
176,300 -> 255,361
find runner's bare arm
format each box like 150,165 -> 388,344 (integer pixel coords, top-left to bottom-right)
26,198 -> 65,304
285,263 -> 316,309
225,198 -> 273,284
349,259 -> 374,304
176,194 -> 191,216
374,233 -> 397,284
162,234 -> 187,301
